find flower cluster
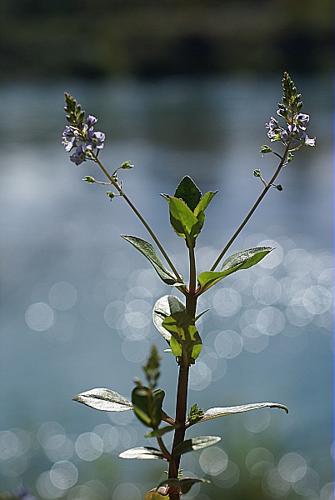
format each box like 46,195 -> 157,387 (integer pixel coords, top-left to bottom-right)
265,72 -> 315,148
62,93 -> 105,165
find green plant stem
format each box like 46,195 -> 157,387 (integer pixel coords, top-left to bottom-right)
168,243 -> 197,500
91,153 -> 184,288
210,144 -> 290,271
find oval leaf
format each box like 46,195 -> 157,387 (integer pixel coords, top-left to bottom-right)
122,235 -> 179,285
198,246 -> 273,292
173,436 -> 221,457
174,176 -> 202,211
168,196 -> 199,238
189,402 -> 288,425
153,295 -> 186,342
194,191 -> 218,217
119,446 -> 164,460
73,388 -> 132,412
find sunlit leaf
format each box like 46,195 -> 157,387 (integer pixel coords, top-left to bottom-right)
119,446 -> 164,460
174,176 -> 202,211
173,436 -> 221,456
73,388 -> 132,412
153,295 -> 186,342
168,196 -> 199,238
194,191 -> 218,217
162,310 -> 202,362
198,246 -> 273,292
121,235 -> 179,285
189,402 -> 288,425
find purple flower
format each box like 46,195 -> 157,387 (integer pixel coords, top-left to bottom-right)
70,146 -> 86,165
296,113 -> 309,130
93,131 -> 105,149
62,117 -> 105,165
62,126 -> 77,152
86,115 -> 98,128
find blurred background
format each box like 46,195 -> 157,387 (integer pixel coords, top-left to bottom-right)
0,1 -> 333,499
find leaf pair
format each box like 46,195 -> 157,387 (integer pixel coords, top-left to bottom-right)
153,295 -> 202,363
164,176 -> 217,243
120,435 -> 220,461
198,246 -> 273,293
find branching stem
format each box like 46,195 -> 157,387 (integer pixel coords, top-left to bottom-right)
210,144 -> 290,271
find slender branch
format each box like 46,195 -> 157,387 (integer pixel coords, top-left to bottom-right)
90,153 -> 184,287
210,144 -> 290,271
157,436 -> 172,461
161,411 -> 175,426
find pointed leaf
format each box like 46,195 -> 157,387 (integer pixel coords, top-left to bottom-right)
73,388 -> 132,412
173,436 -> 221,456
194,191 -> 218,217
190,402 -> 288,425
174,176 -> 202,211
121,235 -> 178,285
198,247 -> 273,292
153,295 -> 186,342
221,246 -> 273,272
168,196 -> 199,238
119,446 -> 164,460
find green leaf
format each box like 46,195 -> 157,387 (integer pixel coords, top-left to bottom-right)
188,403 -> 204,425
145,424 -> 176,438
131,386 -> 165,428
168,196 -> 199,238
162,310 -> 202,362
122,235 -> 178,285
73,388 -> 132,412
198,246 -> 273,292
174,176 -> 202,211
173,436 -> 221,457
188,402 -> 288,425
194,191 -> 218,217
143,345 -> 161,389
153,295 -> 186,342
119,447 -> 164,460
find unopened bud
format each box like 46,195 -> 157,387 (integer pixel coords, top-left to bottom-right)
82,176 -> 96,184
253,169 -> 262,177
120,161 -> 134,169
106,191 -> 115,200
260,145 -> 272,154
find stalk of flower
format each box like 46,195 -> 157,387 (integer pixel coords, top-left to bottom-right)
62,72 -> 315,500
